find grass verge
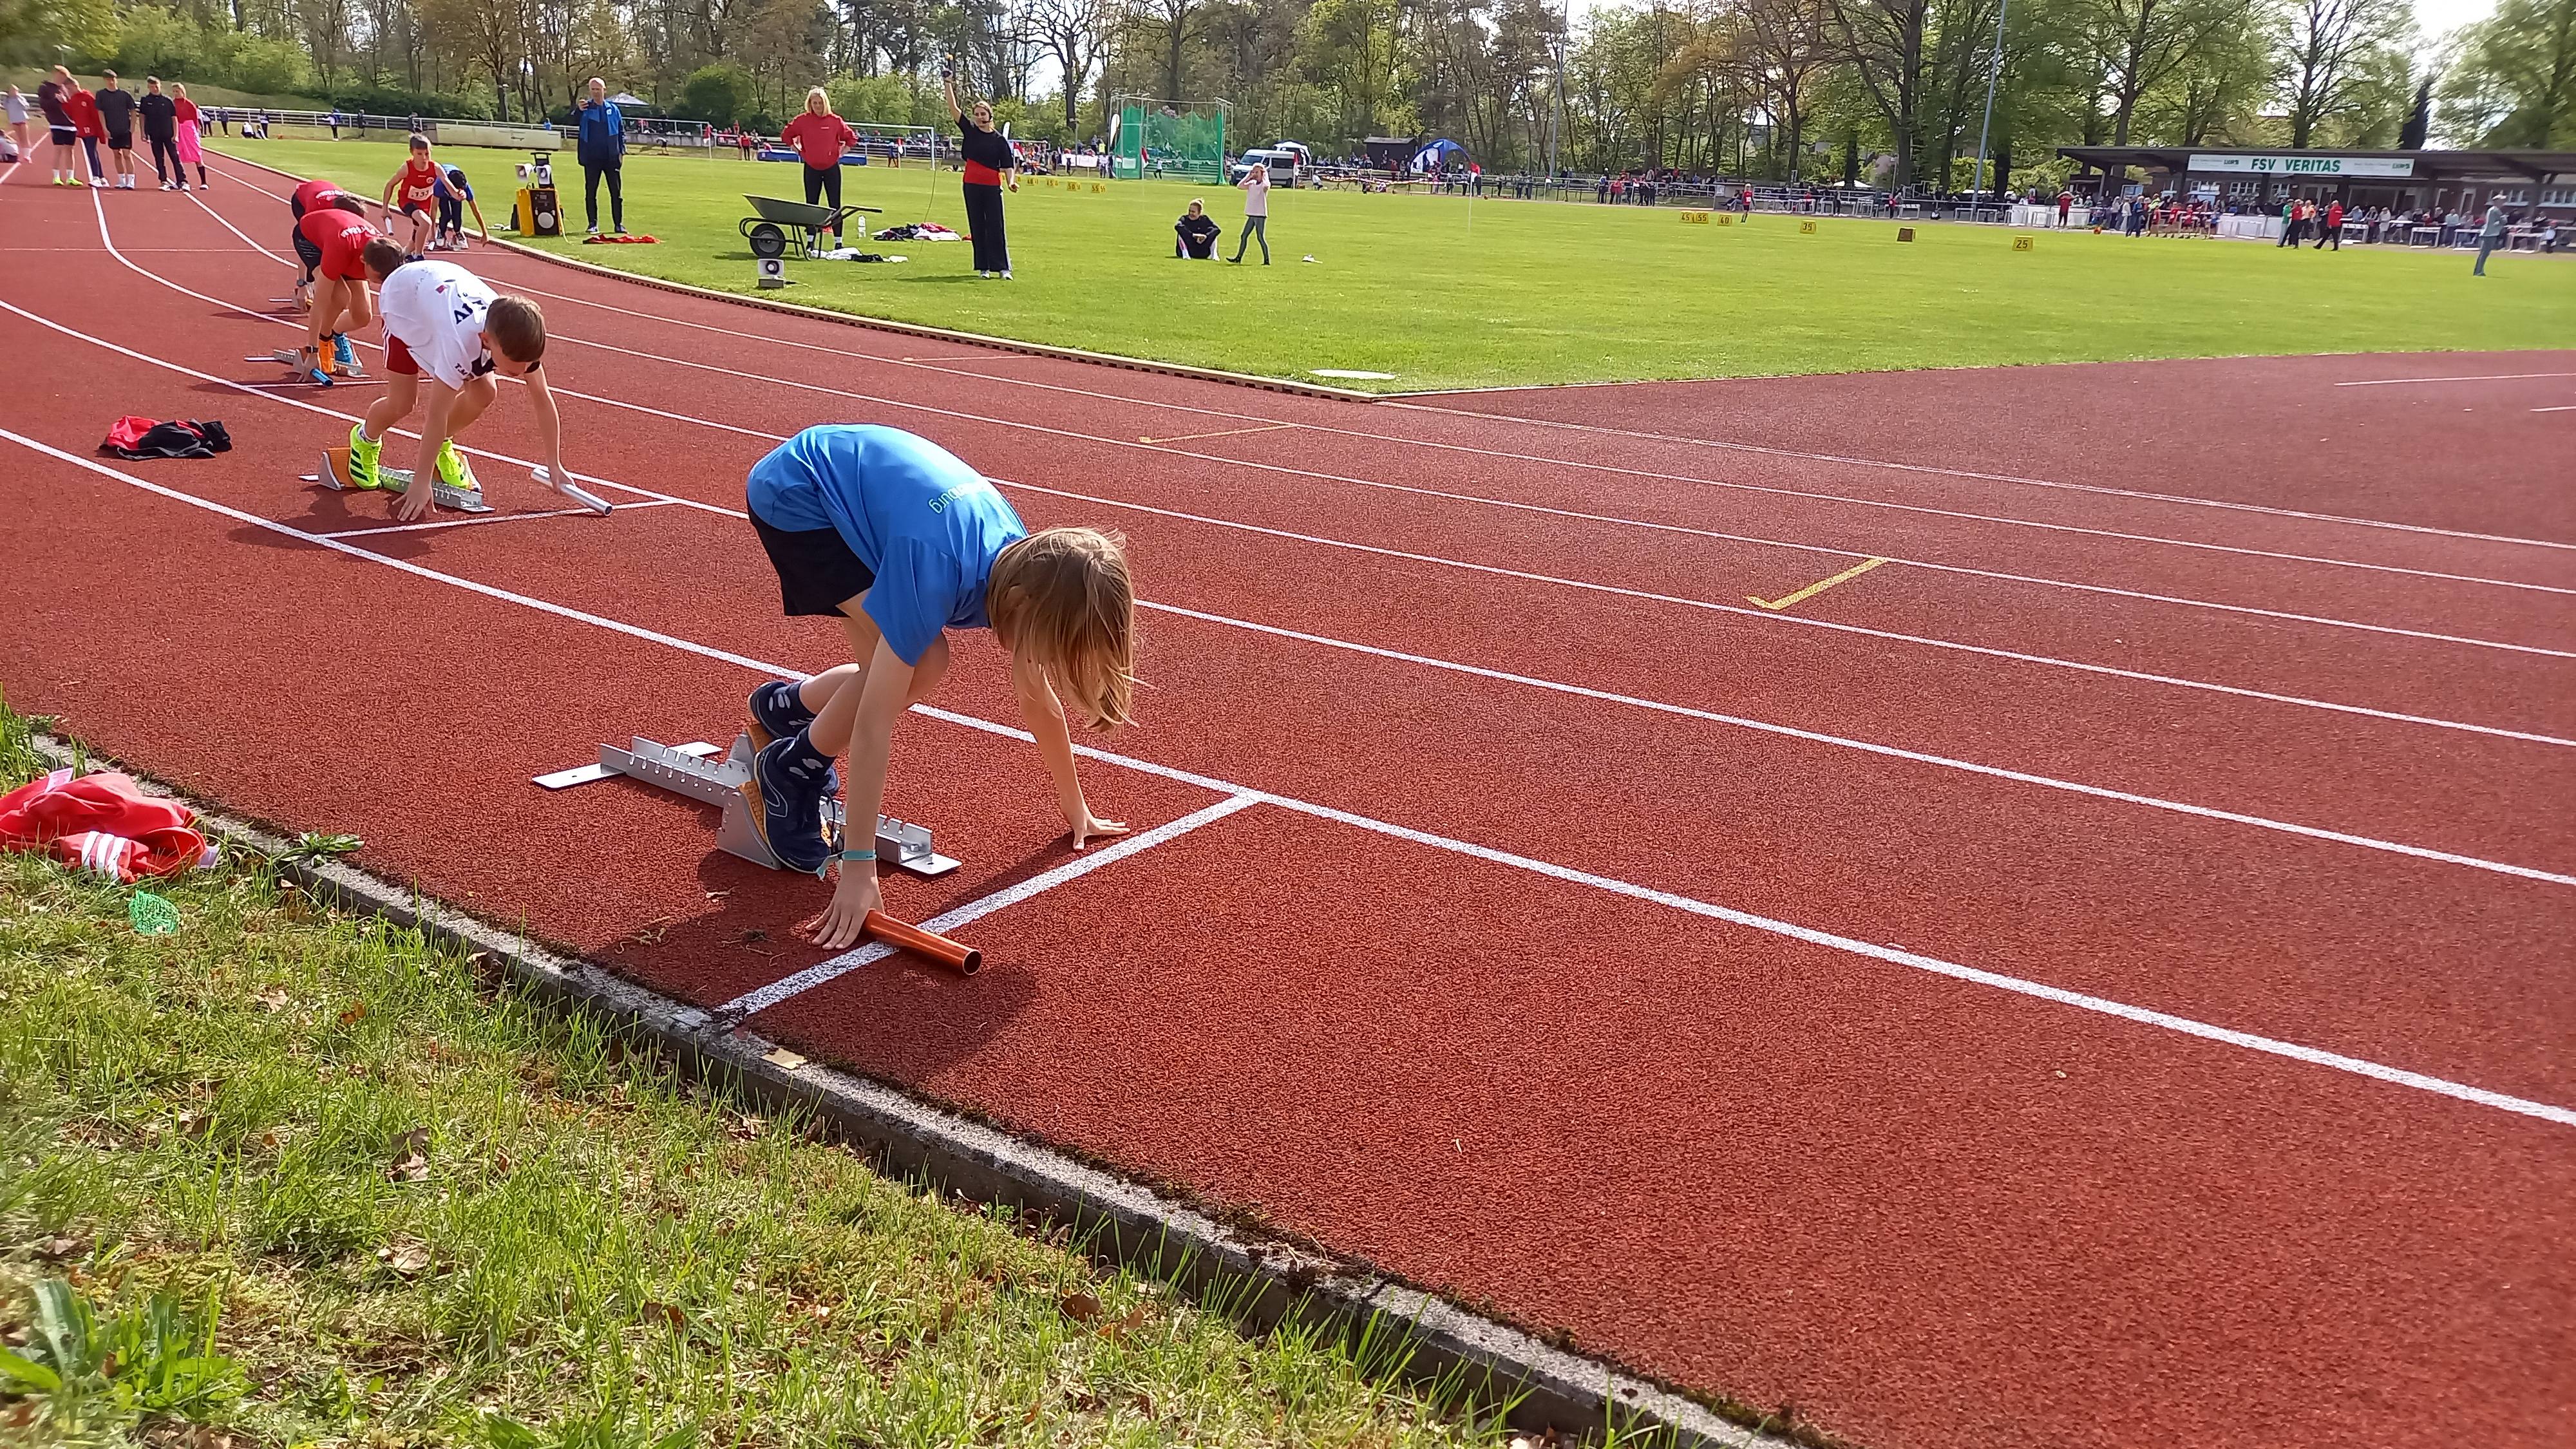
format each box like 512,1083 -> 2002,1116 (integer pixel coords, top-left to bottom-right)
208,136 -> 2572,393
0,702 -> 1524,1448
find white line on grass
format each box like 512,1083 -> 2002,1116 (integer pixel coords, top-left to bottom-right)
6,423 -> 2570,1131
712,793 -> 1263,1019
192,158 -> 2576,564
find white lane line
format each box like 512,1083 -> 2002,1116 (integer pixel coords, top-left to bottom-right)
15,250 -> 2576,792
1134,599 -> 2576,889
1383,399 -> 2576,554
21,260 -> 2558,756
193,164 -> 2575,568
8,424 -> 2571,1130
2336,372 -> 2576,386
712,793 -> 1262,1019
170,209 -> 2576,659
317,499 -> 675,538
2535,405 -> 2576,413
998,478 -> 2576,748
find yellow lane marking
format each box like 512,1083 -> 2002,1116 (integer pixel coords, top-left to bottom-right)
1747,556 -> 1888,611
1137,423 -> 1299,445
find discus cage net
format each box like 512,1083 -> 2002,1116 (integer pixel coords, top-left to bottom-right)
1111,95 -> 1229,182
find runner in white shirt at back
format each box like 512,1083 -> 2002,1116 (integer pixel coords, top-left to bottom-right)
345,242 -> 609,522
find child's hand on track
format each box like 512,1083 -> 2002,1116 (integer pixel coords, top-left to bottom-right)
393,483 -> 433,522
802,864 -> 881,951
1067,808 -> 1126,851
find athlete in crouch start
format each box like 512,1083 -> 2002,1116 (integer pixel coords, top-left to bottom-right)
352,239 -> 609,521
737,424 -> 1136,949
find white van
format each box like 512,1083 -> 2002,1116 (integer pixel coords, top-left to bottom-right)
1229,148 -> 1302,185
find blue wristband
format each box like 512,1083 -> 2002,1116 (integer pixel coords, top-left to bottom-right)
839,848 -> 877,862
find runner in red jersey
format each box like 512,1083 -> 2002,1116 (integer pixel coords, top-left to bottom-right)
288,175 -> 374,311
379,133 -> 442,257
292,207 -> 379,385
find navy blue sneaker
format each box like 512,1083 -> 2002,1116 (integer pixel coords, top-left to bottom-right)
739,732 -> 837,875
746,679 -> 817,753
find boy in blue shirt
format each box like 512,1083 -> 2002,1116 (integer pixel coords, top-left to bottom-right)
741,425 -> 1138,949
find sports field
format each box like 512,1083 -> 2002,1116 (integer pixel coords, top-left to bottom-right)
216,136 -> 2571,392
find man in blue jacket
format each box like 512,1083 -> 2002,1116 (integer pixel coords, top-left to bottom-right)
574,76 -> 625,236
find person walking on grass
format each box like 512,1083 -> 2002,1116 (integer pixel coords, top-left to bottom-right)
943,60 -> 1017,278
781,88 -> 859,247
2317,198 -> 2343,250
2473,194 -> 2509,276
170,84 -> 207,189
1228,156 -> 1270,265
734,424 -> 1135,947
140,79 -> 182,190
575,77 -> 627,236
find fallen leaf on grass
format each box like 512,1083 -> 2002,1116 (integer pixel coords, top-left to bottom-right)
377,1240 -> 430,1276
255,987 -> 292,1012
388,1126 -> 431,1182
1103,1303 -> 1151,1342
337,1001 -> 368,1027
35,1235 -> 90,1261
641,1301 -> 686,1330
730,1114 -> 765,1140
1059,1291 -> 1101,1323
175,1111 -> 214,1139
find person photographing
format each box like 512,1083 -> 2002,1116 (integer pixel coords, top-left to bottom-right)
943,59 -> 1016,279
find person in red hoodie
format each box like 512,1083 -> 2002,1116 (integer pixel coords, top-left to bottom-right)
2317,197 -> 2345,251
779,88 -> 860,247
59,68 -> 104,187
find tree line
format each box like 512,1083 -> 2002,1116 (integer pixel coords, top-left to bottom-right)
7,0 -> 2572,187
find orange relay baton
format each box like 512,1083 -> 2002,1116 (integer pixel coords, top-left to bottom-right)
862,910 -> 983,976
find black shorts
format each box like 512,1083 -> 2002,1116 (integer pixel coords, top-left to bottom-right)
104,129 -> 131,150
49,125 -> 75,146
291,226 -> 323,279
748,499 -> 874,616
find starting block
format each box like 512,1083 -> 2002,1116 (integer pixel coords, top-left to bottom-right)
533,734 -> 960,878
249,347 -> 365,379
307,446 -> 492,514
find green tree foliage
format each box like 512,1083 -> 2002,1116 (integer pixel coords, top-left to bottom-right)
2437,0 -> 2576,146
676,57 -> 756,122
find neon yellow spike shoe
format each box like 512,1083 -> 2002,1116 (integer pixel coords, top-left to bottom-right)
434,439 -> 482,496
346,424 -> 383,489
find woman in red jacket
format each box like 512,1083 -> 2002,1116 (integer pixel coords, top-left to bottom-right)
779,88 -> 858,247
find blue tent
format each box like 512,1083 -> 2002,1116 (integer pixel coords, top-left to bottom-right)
1408,138 -> 1468,173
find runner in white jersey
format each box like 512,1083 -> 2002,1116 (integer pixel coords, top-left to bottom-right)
345,242 -> 611,522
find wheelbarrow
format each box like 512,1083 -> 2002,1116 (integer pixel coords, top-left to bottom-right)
739,194 -> 884,259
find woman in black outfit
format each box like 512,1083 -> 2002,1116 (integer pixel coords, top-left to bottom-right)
943,63 -> 1018,278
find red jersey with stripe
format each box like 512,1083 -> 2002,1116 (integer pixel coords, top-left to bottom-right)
293,176 -> 354,213
395,156 -> 441,213
296,208 -> 375,281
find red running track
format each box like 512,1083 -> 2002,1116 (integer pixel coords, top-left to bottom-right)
3,153 -> 2572,1449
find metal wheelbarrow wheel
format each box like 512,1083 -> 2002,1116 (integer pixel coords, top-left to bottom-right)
744,220 -> 788,259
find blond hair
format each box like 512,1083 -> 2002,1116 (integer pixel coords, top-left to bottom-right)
987,527 -> 1135,730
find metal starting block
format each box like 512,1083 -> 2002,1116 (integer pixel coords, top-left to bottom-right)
533,733 -> 960,878
308,446 -> 491,514
249,347 -> 366,379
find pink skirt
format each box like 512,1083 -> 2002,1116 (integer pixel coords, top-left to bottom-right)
174,123 -> 202,164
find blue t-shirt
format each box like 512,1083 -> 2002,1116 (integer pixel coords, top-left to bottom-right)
746,426 -> 1027,665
